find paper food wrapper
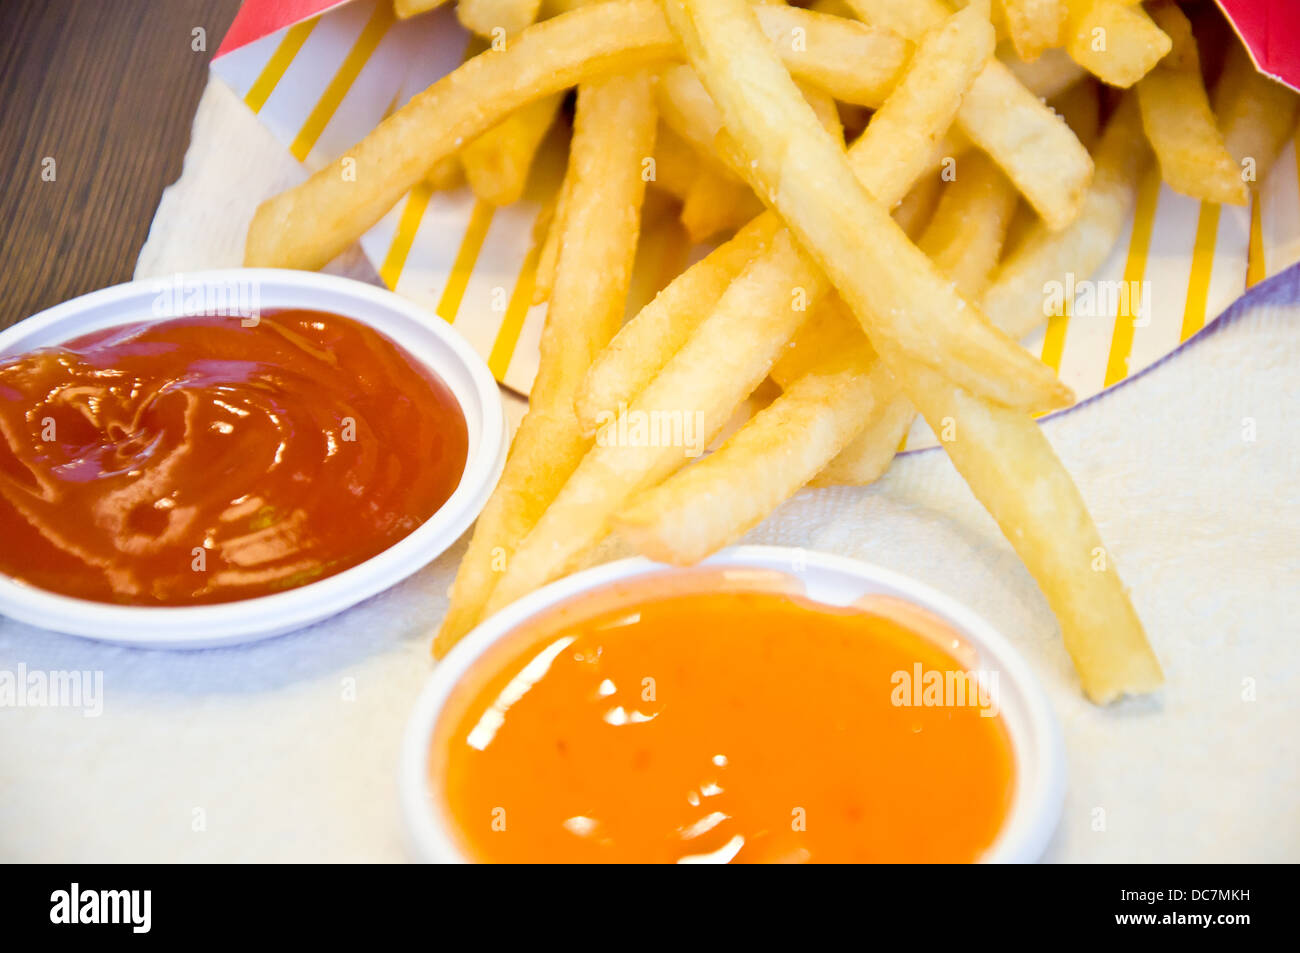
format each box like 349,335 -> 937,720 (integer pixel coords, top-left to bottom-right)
211,0 -> 1300,448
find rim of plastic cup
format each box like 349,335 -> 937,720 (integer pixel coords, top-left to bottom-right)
0,268 -> 506,648
399,545 -> 1066,863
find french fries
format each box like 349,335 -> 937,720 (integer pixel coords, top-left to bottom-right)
846,0 -> 1094,230
247,0 -> 915,271
663,0 -> 1160,701
242,0 -> 1278,705
434,71 -> 656,653
1136,2 -> 1247,205
666,0 -> 1070,413
623,147 -> 1019,551
484,0 -> 997,616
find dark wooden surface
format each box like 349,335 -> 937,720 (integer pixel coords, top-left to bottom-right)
0,0 -> 241,330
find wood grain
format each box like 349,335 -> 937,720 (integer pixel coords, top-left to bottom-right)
0,0 -> 240,330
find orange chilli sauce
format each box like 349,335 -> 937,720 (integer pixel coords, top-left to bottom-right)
437,572 -> 1016,863
0,310 -> 467,605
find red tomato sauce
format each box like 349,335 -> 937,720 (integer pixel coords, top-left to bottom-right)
436,575 -> 1016,863
0,310 -> 467,605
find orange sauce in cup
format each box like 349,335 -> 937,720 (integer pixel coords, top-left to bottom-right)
0,310 -> 467,605
437,574 -> 1015,863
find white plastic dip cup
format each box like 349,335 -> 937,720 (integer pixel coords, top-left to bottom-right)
400,546 -> 1066,863
0,269 -> 506,648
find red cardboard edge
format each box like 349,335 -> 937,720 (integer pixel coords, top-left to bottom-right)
214,0 -> 356,59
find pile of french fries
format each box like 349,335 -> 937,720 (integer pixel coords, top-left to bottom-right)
246,0 -> 1300,702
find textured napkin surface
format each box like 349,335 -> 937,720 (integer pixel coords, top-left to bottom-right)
0,78 -> 1296,862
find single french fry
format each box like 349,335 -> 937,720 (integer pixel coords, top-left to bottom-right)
574,214 -> 781,433
1136,2 -> 1247,206
616,341 -> 899,565
669,0 -> 1072,413
434,71 -> 656,655
1213,39 -> 1300,191
847,0 -> 1094,230
461,93 -> 563,206
456,0 -> 542,37
999,0 -> 1064,61
889,353 -> 1162,703
394,0 -> 450,19
984,94 -> 1148,341
1063,0 -> 1171,88
755,5 -> 911,108
247,0 -> 897,271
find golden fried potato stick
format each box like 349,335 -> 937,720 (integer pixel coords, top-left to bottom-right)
666,0 -> 1159,702
1063,0 -> 1171,88
673,0 -> 1070,413
846,0 -> 1093,229
898,356 -> 1163,703
434,71 -> 656,655
999,0 -> 1064,61
247,0 -> 910,271
460,94 -> 564,206
456,0 -> 542,36
1136,2 -> 1247,206
1213,39 -> 1300,191
394,0 -> 450,19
